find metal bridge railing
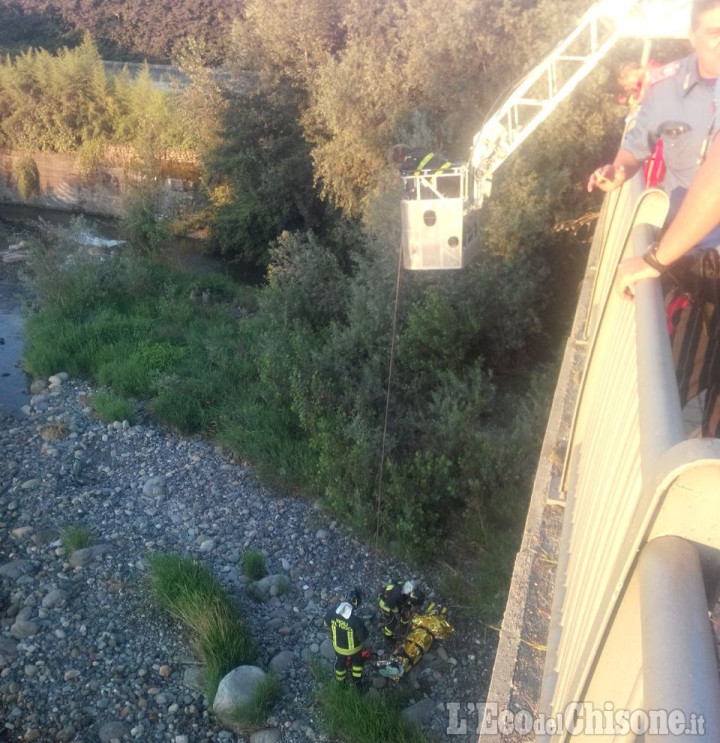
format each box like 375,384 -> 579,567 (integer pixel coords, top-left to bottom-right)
532,174 -> 720,742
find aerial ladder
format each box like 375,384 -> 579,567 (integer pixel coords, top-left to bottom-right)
401,0 -> 693,270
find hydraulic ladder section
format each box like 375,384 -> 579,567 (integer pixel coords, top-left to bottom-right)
400,0 -> 692,270
469,0 -> 693,206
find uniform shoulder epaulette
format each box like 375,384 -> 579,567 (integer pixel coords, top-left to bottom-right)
648,61 -> 681,86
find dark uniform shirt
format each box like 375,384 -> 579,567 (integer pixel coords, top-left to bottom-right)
379,581 -> 411,614
398,148 -> 453,176
623,53 -> 720,250
324,603 -> 368,655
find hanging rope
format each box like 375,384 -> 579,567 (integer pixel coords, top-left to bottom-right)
374,239 -> 405,553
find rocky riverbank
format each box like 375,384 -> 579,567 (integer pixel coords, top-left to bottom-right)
0,375 -> 496,742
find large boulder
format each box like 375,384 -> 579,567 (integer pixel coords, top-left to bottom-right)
250,730 -> 281,743
402,697 -> 435,726
268,650 -> 294,675
248,574 -> 289,602
213,665 -> 267,716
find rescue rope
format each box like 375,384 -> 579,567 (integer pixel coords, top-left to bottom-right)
374,238 -> 405,552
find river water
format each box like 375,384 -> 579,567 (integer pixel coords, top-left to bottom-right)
0,204 -> 233,417
0,276 -> 28,417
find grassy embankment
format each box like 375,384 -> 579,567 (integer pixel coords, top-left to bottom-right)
25,254 -> 313,486
23,232 -> 546,627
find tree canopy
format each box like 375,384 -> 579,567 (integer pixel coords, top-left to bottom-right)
0,35 -> 207,158
1,0 -> 244,62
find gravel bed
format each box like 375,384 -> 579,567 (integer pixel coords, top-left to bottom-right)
0,376 -> 496,742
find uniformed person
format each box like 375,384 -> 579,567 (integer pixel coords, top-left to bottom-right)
389,144 -> 453,176
589,53 -> 719,251
378,579 -> 425,642
616,72 -> 720,436
324,588 -> 368,685
592,0 -> 720,438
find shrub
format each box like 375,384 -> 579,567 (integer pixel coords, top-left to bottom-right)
97,340 -> 186,396
77,139 -> 105,177
61,525 -> 93,554
13,156 -> 40,200
91,391 -> 134,423
316,681 -> 428,743
265,230 -> 348,328
241,550 -> 267,581
121,183 -> 171,256
151,379 -> 206,432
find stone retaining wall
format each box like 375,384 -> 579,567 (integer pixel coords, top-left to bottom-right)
0,150 -> 199,217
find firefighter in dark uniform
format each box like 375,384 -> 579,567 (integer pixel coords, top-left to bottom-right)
389,144 -> 453,175
324,588 -> 368,685
378,579 -> 425,642
590,0 -> 720,437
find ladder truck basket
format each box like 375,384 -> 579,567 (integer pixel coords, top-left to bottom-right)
401,164 -> 477,270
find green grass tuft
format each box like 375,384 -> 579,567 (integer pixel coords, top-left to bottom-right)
241,550 -> 267,581
61,525 -> 93,554
146,553 -> 256,703
230,673 -> 282,728
91,391 -> 134,423
274,575 -> 290,597
316,681 -> 429,743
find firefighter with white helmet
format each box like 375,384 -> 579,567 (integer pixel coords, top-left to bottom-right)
324,587 -> 368,685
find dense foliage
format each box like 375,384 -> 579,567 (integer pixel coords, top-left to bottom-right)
0,36 -> 192,156
15,0 -> 675,619
26,215 -> 545,618
0,0 -> 244,62
208,0 -> 632,263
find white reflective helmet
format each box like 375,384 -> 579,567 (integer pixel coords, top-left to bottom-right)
336,601 -> 353,619
402,580 -> 416,595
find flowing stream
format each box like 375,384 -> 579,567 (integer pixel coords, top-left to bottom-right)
0,275 -> 28,417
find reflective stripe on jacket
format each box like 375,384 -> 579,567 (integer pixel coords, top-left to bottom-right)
325,607 -> 368,655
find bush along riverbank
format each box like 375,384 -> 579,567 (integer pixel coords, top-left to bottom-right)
21,221 -> 553,627
0,375 -> 496,742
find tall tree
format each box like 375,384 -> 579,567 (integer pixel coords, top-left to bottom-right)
237,0 -> 345,86
303,0 -> 507,217
5,0 -> 245,63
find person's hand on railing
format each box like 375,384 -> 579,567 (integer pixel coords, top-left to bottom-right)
615,250 -> 662,299
588,164 -> 626,192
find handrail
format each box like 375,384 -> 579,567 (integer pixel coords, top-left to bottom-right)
559,178 -> 663,495
534,175 -> 720,741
